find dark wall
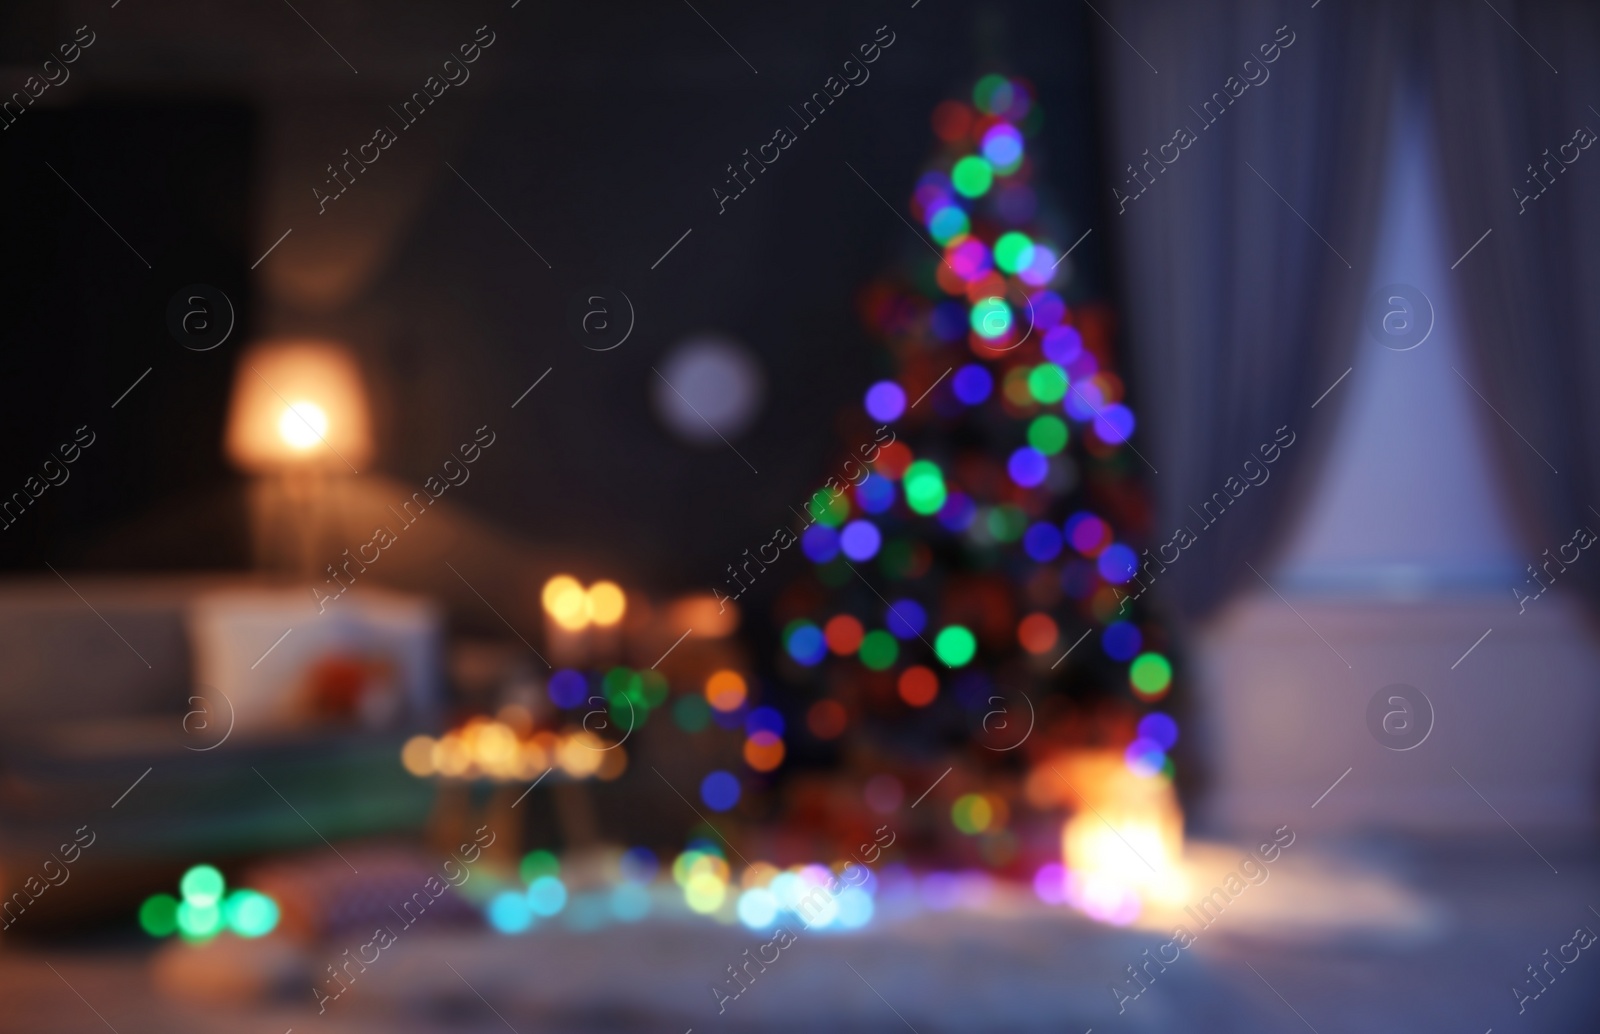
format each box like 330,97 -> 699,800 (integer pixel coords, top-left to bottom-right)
0,102 -> 255,569
0,0 -> 1109,593
361,0 -> 1111,594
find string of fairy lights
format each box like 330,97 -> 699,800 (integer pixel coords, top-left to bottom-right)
780,73 -> 1176,782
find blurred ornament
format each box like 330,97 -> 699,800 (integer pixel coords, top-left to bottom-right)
652,335 -> 765,444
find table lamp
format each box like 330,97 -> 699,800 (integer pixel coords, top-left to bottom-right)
224,340 -> 373,576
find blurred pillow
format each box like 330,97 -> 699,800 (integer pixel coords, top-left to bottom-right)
187,587 -> 441,737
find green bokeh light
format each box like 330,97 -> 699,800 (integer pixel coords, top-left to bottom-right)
858,630 -> 899,671
972,74 -> 1014,116
1027,363 -> 1069,405
176,900 -> 222,940
603,667 -> 640,704
985,506 -> 1028,543
969,297 -> 1013,339
673,694 -> 711,733
639,670 -> 670,709
672,848 -> 708,886
1130,652 -> 1173,695
222,889 -> 280,938
808,489 -> 850,527
951,156 -> 994,198
902,460 -> 947,516
993,232 -> 1036,274
934,625 -> 977,667
1027,414 -> 1069,454
951,793 -> 993,834
138,893 -> 179,937
520,849 -> 560,884
179,864 -> 225,908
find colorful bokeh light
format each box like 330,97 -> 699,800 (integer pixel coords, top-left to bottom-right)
973,74 -> 1015,116
864,381 -> 907,423
951,155 -> 994,198
705,670 -> 748,712
825,614 -> 865,654
1022,521 -> 1064,562
948,238 -> 992,280
1129,652 -> 1173,696
520,849 -> 559,883
547,669 -> 588,709
179,865 -> 225,908
885,598 -> 927,639
928,205 -> 969,244
934,625 -> 977,667
802,524 -> 840,563
744,730 -> 786,771
1028,414 -> 1068,454
982,125 -> 1025,170
856,473 -> 895,514
176,900 -> 222,940
527,875 -> 568,917
970,297 -> 1012,339
951,793 -> 994,834
138,894 -> 179,937
785,621 -> 827,665
1027,363 -> 1069,405
840,519 -> 883,561
807,699 -> 848,739
992,231 -> 1035,273
903,461 -> 947,515
1138,711 -> 1179,750
858,629 -> 899,671
951,364 -> 993,405
1007,446 -> 1049,488
1065,512 -> 1112,556
746,706 -> 784,737
1097,543 -> 1139,584
222,889 -> 279,938
897,666 -> 938,706
1093,403 -> 1136,445
700,770 -> 741,812
1102,621 -> 1143,661
489,890 -> 533,933
1017,613 -> 1059,654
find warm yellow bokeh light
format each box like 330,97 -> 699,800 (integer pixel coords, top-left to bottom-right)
401,735 -> 436,776
277,401 -> 328,450
556,731 -> 604,776
684,871 -> 727,914
433,736 -> 472,777
587,581 -> 626,626
542,575 -> 591,630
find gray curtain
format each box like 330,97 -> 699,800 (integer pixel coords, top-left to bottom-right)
1097,0 -> 1400,619
1430,2 -> 1600,601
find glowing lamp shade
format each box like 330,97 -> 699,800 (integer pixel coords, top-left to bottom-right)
224,341 -> 373,472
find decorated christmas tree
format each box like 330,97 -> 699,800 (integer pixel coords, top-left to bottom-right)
767,73 -> 1184,919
